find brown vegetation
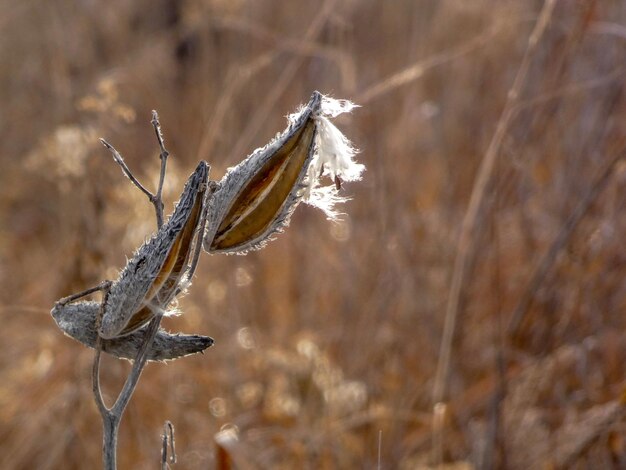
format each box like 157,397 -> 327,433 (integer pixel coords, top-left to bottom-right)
0,0 -> 625,468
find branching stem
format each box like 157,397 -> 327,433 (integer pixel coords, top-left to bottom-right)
94,315 -> 163,470
93,111 -> 173,469
100,111 -> 171,229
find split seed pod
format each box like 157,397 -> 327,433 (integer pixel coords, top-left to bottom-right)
51,301 -> 213,361
51,91 -> 364,360
204,91 -> 364,254
99,161 -> 209,338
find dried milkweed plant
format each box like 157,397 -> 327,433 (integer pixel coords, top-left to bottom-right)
4,1 -> 626,468
49,92 -> 363,468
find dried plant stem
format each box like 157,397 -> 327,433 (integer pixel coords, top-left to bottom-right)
151,110 -> 169,228
377,430 -> 382,470
431,0 -> 556,463
100,110 -> 170,230
161,421 -> 176,470
94,315 -> 163,470
357,23 -> 502,105
55,280 -> 114,307
100,139 -> 155,207
93,112 -> 172,469
507,147 -> 625,338
226,0 -> 338,164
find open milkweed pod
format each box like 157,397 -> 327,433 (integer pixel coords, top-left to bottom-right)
51,301 -> 213,361
99,161 -> 209,339
203,91 -> 364,254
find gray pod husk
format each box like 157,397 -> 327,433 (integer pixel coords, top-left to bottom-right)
51,301 -> 213,362
100,161 -> 209,339
203,91 -> 322,254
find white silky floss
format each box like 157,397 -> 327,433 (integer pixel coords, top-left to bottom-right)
297,95 -> 365,219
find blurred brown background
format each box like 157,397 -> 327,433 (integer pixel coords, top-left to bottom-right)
1,0 -> 625,468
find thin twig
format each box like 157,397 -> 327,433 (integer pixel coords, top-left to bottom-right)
101,125 -> 170,230
80,280 -> 112,419
431,402 -> 447,465
212,16 -> 356,91
512,66 -> 625,114
357,23 -> 503,105
507,147 -> 625,339
92,281 -> 113,416
431,0 -> 557,462
377,429 -> 382,470
92,338 -> 109,417
226,0 -> 339,164
186,205 -> 208,282
482,153 -> 507,470
100,139 -> 155,202
151,110 -> 169,229
161,432 -> 168,470
196,53 -> 277,161
161,421 -> 177,469
56,280 -> 112,306
174,183 -> 215,299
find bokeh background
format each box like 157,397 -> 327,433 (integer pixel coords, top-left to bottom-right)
1,0 -> 625,468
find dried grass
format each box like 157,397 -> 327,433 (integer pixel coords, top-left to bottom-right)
1,0 -> 625,468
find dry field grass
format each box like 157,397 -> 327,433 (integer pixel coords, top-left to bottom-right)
0,0 -> 625,468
